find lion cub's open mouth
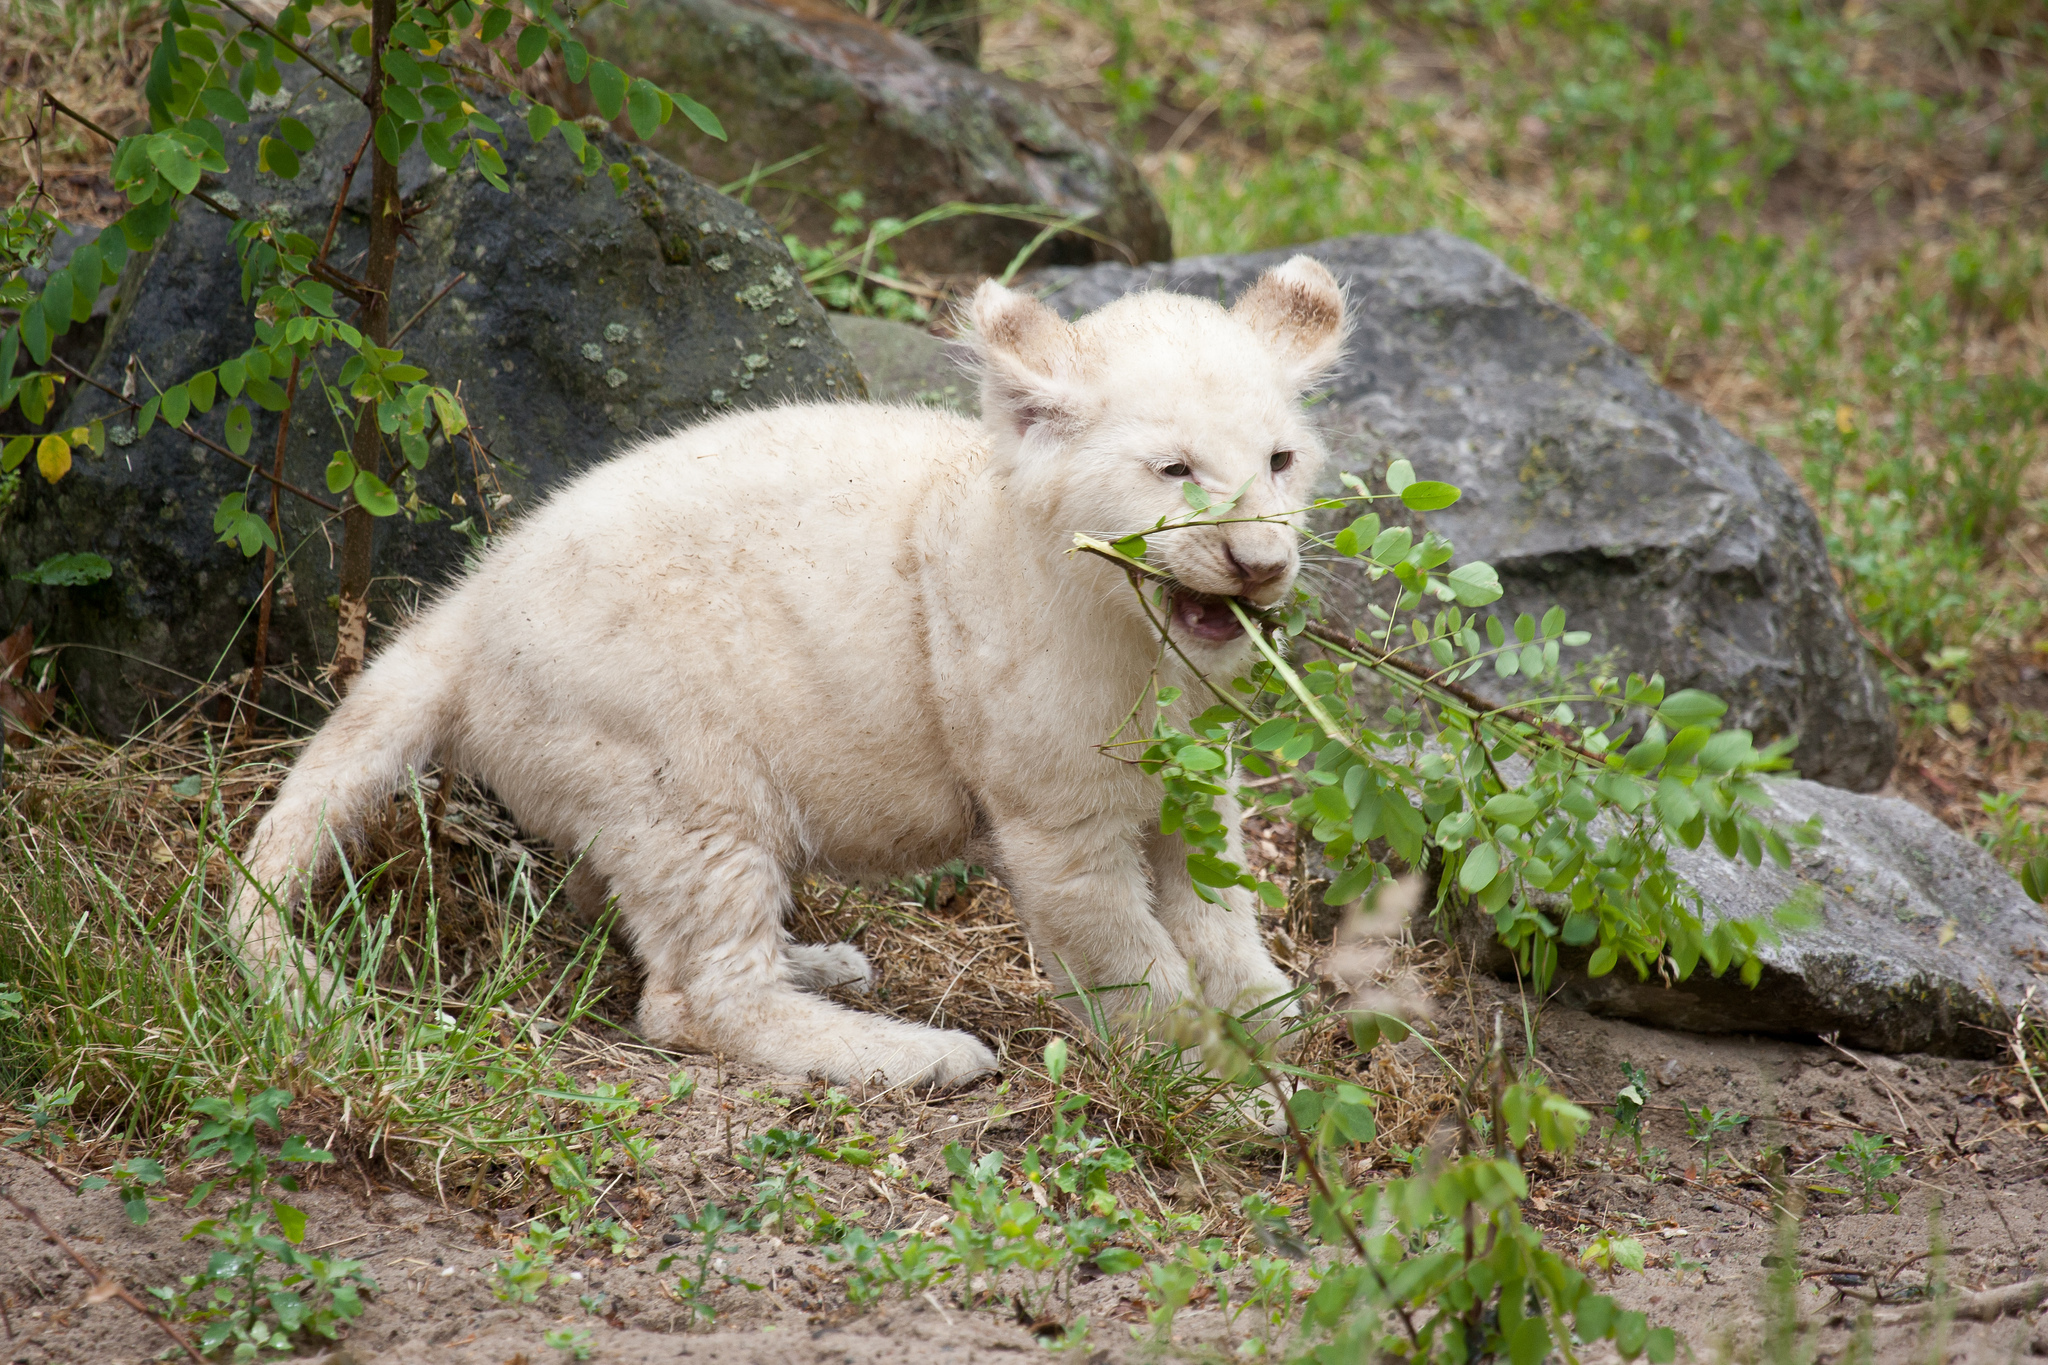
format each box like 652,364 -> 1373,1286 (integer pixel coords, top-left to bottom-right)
1170,588 -> 1248,642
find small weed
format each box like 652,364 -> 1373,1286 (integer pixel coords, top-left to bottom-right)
659,1203 -> 760,1324
1611,1062 -> 1650,1160
3,1079 -> 80,1159
490,1221 -> 573,1304
1685,1105 -> 1748,1174
1826,1133 -> 1904,1213
1580,1231 -> 1647,1279
543,1325 -> 595,1360
145,1088 -> 376,1359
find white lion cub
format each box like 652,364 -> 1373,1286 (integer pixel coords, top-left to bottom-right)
230,256 -> 1348,1090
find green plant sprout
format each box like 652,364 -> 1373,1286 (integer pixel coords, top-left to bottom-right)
660,1203 -> 760,1324
1612,1062 -> 1651,1160
1825,1133 -> 1904,1213
145,1088 -> 376,1359
1684,1105 -> 1748,1174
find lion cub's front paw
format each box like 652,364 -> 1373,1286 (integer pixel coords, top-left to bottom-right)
837,1028 -> 997,1093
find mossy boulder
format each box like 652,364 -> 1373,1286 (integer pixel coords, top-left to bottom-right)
1,87 -> 862,734
580,0 -> 1171,278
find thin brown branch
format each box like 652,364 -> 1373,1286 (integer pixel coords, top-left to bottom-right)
318,125 -> 376,264
389,271 -> 467,345
212,0 -> 367,102
0,1186 -> 206,1365
247,354 -> 305,713
49,356 -> 342,514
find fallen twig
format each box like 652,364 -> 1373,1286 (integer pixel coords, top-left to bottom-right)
0,1185 -> 206,1364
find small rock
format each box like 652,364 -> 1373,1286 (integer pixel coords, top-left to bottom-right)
1656,1059 -> 1684,1088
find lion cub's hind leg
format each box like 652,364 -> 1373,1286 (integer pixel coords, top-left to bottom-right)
609,813 -> 992,1091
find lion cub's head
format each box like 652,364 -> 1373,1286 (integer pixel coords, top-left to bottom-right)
965,256 -> 1348,651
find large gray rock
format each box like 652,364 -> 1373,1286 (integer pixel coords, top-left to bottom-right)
580,0 -> 1171,278
1455,778 -> 2048,1057
1,88 -> 863,733
1028,232 -> 1898,793
828,315 -> 973,415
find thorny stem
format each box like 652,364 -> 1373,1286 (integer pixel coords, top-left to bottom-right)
331,0 -> 402,690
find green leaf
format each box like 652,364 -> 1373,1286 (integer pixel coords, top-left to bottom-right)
479,5 -> 513,41
671,91 -> 724,139
526,102 -> 559,144
1694,730 -> 1754,773
1325,859 -> 1378,906
1657,688 -> 1728,728
1587,942 -> 1619,976
224,403 -> 253,455
588,60 -> 627,119
271,1199 -> 307,1244
257,135 -> 302,181
136,395 -> 160,437
352,470 -> 400,516
627,77 -> 663,139
1383,458 -> 1414,493
218,357 -> 246,396
1399,479 -> 1460,510
383,84 -> 424,124
324,452 -> 354,493
515,22 -> 549,68
1444,560 -> 1502,606
200,87 -> 250,122
562,38 -> 590,83
374,112 -> 405,164
1458,842 -> 1501,894
40,272 -> 73,331
160,384 -> 191,428
1247,716 -> 1297,751
1180,480 -> 1211,512
276,115 -> 315,152
16,552 -> 112,587
187,369 -> 216,413
1480,792 -> 1540,827
1094,1247 -> 1143,1274
1367,525 -> 1412,564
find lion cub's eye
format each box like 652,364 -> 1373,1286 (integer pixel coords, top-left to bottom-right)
1270,449 -> 1295,473
1160,460 -> 1192,479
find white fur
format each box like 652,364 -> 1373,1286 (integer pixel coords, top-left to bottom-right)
229,257 -> 1349,1091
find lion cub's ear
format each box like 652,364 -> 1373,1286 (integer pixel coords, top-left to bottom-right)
1231,255 -> 1348,392
965,281 -> 1086,439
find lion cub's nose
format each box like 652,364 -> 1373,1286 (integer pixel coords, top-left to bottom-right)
1225,546 -> 1289,593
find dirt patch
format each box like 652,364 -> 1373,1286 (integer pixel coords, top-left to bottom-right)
4,956 -> 2046,1363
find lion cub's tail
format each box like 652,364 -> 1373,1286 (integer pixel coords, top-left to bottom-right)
226,625 -> 461,975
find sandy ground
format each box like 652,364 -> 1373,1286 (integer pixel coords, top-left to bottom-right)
3,969 -> 2046,1365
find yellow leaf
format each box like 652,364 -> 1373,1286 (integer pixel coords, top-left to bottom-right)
1937,918 -> 1958,946
1835,404 -> 1855,435
35,434 -> 71,482
1946,701 -> 1973,732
